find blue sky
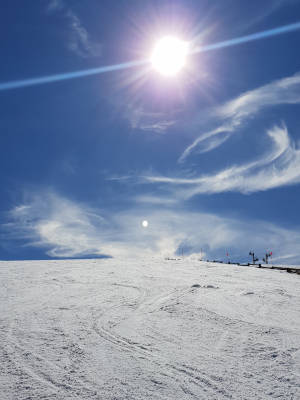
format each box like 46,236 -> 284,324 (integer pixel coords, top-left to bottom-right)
1,0 -> 300,263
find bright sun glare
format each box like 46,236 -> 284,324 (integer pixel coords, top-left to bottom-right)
151,36 -> 188,77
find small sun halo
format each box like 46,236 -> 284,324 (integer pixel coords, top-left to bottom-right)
151,36 -> 188,77
142,220 -> 148,228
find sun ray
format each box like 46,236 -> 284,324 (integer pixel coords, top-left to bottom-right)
0,60 -> 147,92
0,22 -> 299,92
192,21 -> 300,54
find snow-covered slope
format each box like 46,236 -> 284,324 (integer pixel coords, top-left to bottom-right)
0,258 -> 299,399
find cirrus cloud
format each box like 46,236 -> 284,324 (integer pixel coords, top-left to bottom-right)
146,123 -> 300,196
141,72 -> 300,197
4,190 -> 300,264
47,0 -> 102,58
179,72 -> 300,161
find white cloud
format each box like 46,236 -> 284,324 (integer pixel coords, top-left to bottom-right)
217,73 -> 300,121
147,123 -> 300,195
7,191 -> 182,258
6,190 -> 300,264
142,73 -> 300,195
134,195 -> 178,206
9,192 -> 106,257
178,126 -> 232,163
125,104 -> 177,134
235,0 -> 298,33
65,10 -> 102,58
179,73 -> 300,161
47,0 -> 102,58
47,0 -> 64,12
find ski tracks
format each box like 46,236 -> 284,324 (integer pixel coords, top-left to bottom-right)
92,283 -> 233,399
1,325 -> 101,399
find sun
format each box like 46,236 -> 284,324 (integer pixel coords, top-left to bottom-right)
151,36 -> 188,77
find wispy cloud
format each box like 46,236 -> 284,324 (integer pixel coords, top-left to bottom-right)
217,73 -> 300,121
5,190 -> 181,258
47,0 -> 102,58
147,123 -> 300,195
5,190 -> 300,264
139,73 -> 300,196
178,127 -> 232,162
7,192 -> 107,258
134,195 -> 178,206
125,104 -> 177,134
47,0 -> 64,12
235,0 -> 298,33
179,73 -> 300,161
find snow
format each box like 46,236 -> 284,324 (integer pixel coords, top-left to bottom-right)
0,258 -> 299,399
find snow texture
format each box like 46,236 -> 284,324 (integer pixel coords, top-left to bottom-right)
0,258 -> 299,399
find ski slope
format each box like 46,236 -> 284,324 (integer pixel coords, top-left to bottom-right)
0,258 -> 299,399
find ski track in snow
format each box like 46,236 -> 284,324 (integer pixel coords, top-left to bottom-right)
0,258 -> 299,399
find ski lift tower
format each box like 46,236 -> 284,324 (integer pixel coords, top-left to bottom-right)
249,251 -> 259,264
